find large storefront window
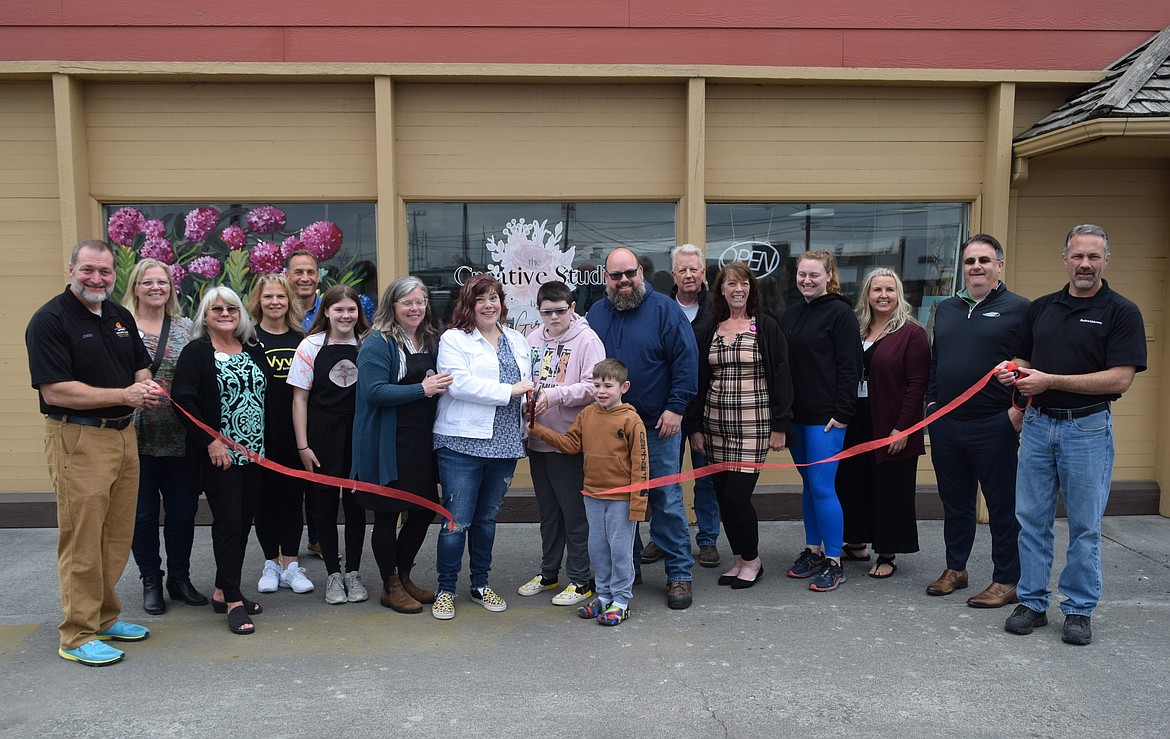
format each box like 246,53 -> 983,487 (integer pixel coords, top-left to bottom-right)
706,203 -> 967,324
101,202 -> 377,314
407,202 -> 677,334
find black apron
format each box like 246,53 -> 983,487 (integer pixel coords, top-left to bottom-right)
306,341 -> 358,479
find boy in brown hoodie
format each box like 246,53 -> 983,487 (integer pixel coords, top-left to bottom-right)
529,359 -> 648,625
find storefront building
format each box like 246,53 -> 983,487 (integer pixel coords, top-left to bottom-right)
3,4 -> 1169,519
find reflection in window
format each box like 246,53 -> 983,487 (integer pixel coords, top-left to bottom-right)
706,203 -> 967,325
407,202 -> 677,333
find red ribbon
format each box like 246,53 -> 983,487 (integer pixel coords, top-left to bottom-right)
597,364 -> 1010,497
162,389 -> 456,528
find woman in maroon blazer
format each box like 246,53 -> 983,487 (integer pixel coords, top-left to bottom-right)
835,268 -> 931,578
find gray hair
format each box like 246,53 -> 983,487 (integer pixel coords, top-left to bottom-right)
1064,224 -> 1109,255
71,239 -> 116,265
670,243 -> 704,270
191,286 -> 258,345
370,275 -> 440,354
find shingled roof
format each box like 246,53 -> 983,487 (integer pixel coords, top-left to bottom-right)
1015,26 -> 1170,142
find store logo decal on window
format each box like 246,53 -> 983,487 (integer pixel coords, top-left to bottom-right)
719,241 -> 782,279
453,218 -> 604,334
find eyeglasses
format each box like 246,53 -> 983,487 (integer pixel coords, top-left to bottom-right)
396,299 -> 428,308
209,306 -> 240,315
539,307 -> 570,317
963,256 -> 997,265
606,268 -> 640,281
138,280 -> 170,288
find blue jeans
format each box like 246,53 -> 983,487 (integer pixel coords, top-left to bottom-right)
681,438 -> 720,547
789,423 -> 846,558
132,455 -> 198,580
634,431 -> 694,582
1015,406 -> 1113,616
435,447 -> 518,594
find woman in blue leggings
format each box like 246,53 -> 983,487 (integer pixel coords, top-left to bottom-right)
779,250 -> 863,592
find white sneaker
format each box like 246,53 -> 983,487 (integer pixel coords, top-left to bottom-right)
344,571 -> 368,602
517,574 -> 558,596
324,572 -> 347,604
280,563 -> 315,594
551,582 -> 593,606
257,560 -> 281,593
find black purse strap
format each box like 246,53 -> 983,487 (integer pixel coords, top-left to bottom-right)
149,314 -> 172,378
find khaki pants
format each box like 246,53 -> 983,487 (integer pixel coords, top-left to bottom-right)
45,418 -> 139,649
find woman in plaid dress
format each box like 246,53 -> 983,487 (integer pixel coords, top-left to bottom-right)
685,262 -> 793,589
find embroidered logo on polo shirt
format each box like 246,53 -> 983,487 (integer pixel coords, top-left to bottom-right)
982,312 -> 1001,318
113,321 -> 130,338
1080,318 -> 1103,325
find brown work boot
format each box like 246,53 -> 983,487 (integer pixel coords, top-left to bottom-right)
666,580 -> 693,610
380,575 -> 423,614
399,569 -> 436,605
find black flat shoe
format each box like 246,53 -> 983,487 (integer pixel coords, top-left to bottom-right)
731,563 -> 764,590
167,579 -> 209,606
212,597 -> 262,615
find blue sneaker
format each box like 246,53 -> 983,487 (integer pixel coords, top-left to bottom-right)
59,639 -> 124,666
95,620 -> 150,642
786,548 -> 827,578
809,561 -> 846,592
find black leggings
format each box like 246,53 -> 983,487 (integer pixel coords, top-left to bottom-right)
254,448 -> 305,560
371,509 -> 434,585
713,470 -> 761,561
313,487 -> 366,576
205,463 -> 261,602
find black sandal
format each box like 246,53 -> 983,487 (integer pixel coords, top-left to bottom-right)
869,555 -> 898,579
842,544 -> 871,562
212,597 -> 263,615
226,604 -> 255,635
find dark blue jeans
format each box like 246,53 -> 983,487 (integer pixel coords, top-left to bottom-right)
132,455 -> 198,580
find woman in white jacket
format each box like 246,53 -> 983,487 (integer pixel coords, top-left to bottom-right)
430,274 -> 534,620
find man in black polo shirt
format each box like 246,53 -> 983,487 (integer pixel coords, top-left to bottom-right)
996,224 -> 1146,646
926,234 -> 1029,608
27,239 -> 161,666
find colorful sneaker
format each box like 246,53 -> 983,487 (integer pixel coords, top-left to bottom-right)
809,561 -> 846,592
324,572 -> 348,605
470,586 -> 507,612
59,639 -> 124,666
517,574 -> 559,597
432,591 -> 456,620
257,560 -> 281,593
95,621 -> 150,642
577,597 -> 608,619
787,548 -> 827,578
597,604 -> 630,626
551,582 -> 593,606
344,571 -> 368,602
280,563 -> 315,594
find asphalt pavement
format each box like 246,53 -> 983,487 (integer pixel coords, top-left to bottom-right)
1,517 -> 1168,738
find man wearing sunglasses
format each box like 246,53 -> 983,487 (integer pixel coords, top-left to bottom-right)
925,234 -> 1029,610
587,247 -> 698,609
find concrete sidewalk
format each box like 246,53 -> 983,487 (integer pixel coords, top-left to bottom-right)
1,518 -> 1168,738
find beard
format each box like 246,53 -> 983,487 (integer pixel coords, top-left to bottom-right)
607,280 -> 646,311
71,278 -> 114,306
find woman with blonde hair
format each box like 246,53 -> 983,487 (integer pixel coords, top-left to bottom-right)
124,258 -> 206,614
835,267 -> 930,578
246,274 -> 313,595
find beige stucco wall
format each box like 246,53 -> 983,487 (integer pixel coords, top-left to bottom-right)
1,82 -> 63,492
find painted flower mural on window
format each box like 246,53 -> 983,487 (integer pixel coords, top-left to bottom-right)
105,204 -> 361,316
485,219 -> 576,333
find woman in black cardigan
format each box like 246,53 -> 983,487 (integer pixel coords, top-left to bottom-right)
685,262 -> 793,589
172,287 -> 269,635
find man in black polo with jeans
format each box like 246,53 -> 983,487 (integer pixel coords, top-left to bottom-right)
996,224 -> 1145,646
27,239 -> 160,666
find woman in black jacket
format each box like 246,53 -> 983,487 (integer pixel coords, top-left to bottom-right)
172,287 -> 268,635
685,262 -> 793,589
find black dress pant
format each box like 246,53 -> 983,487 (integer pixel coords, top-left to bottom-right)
204,463 -> 261,602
